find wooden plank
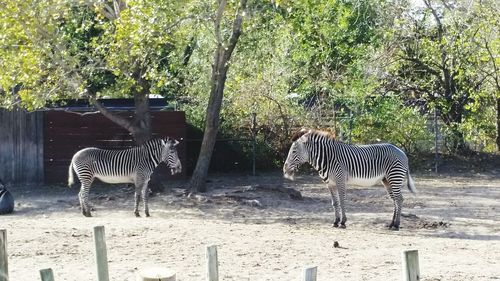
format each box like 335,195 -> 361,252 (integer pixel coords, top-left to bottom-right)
303,266 -> 317,281
0,229 -> 8,281
0,109 -> 44,183
39,268 -> 55,281
0,110 -> 14,183
93,226 -> 109,281
402,250 -> 420,281
206,245 -> 218,281
35,111 -> 45,182
44,111 -> 185,126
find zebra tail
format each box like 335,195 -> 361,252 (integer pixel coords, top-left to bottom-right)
406,171 -> 417,194
68,162 -> 75,187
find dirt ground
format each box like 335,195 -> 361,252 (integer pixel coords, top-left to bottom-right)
1,172 -> 499,281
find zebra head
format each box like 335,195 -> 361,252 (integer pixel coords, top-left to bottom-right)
283,129 -> 310,180
161,138 -> 182,175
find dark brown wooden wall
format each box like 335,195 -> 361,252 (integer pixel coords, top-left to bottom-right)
0,109 -> 44,183
44,111 -> 186,183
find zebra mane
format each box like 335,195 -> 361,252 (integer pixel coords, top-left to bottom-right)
140,137 -> 173,148
291,128 -> 336,142
291,129 -> 309,141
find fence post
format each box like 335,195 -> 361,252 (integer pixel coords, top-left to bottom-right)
303,266 -> 317,281
39,268 -> 55,281
206,245 -> 218,281
402,250 -> 420,281
93,226 -> 109,281
0,229 -> 7,281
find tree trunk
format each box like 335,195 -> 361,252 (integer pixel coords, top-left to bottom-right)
130,80 -> 152,145
497,98 -> 500,151
440,103 -> 469,154
189,0 -> 247,193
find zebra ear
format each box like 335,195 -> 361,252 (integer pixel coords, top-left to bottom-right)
173,139 -> 179,146
291,128 -> 309,142
161,139 -> 167,146
292,128 -> 310,143
297,133 -> 309,143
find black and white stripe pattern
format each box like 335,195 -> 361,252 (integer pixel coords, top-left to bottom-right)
283,128 -> 416,230
68,138 -> 182,217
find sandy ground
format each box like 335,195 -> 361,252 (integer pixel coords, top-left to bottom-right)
1,172 -> 499,281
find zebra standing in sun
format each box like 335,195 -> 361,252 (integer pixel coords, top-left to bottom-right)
283,128 -> 416,230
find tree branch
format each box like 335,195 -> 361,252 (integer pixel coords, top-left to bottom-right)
84,90 -> 135,133
399,55 -> 442,79
223,0 -> 247,66
214,0 -> 227,47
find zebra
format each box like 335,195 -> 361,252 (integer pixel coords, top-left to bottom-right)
283,128 -> 416,230
68,137 -> 182,217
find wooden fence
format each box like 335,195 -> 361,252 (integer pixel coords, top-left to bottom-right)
0,109 -> 44,183
44,111 -> 187,183
0,227 -> 422,281
0,108 -> 187,184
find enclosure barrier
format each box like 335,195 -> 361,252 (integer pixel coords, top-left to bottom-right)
39,268 -> 55,281
0,229 -> 7,281
0,227 -> 422,280
402,250 -> 420,281
93,226 -> 110,281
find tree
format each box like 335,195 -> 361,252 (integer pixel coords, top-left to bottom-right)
0,0 -> 193,144
189,0 -> 247,192
385,0 -> 499,153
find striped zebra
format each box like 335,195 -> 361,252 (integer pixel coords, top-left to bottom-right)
283,128 -> 416,230
68,138 -> 182,217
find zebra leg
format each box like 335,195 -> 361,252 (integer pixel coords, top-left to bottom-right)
386,175 -> 404,230
327,183 -> 341,227
335,178 -> 348,228
391,187 -> 404,231
382,178 -> 396,229
134,185 -> 141,217
79,180 -> 93,217
141,179 -> 151,217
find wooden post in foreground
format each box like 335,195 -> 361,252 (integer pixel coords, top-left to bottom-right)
0,229 -> 7,281
402,250 -> 420,281
206,245 -> 218,281
136,267 -> 176,281
303,266 -> 317,281
93,226 -> 109,281
39,268 -> 55,281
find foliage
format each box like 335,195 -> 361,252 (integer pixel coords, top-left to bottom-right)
348,95 -> 433,154
0,0 -> 193,109
1,0 -> 499,172
383,0 -> 499,153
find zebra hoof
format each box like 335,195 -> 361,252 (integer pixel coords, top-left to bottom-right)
332,223 -> 339,228
135,212 -> 140,217
339,224 -> 346,229
83,211 -> 92,217
390,225 -> 400,231
145,212 -> 150,217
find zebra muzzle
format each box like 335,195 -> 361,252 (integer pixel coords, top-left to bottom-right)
283,171 -> 295,181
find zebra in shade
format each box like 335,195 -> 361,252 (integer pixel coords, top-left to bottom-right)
283,128 -> 416,230
68,138 -> 182,217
